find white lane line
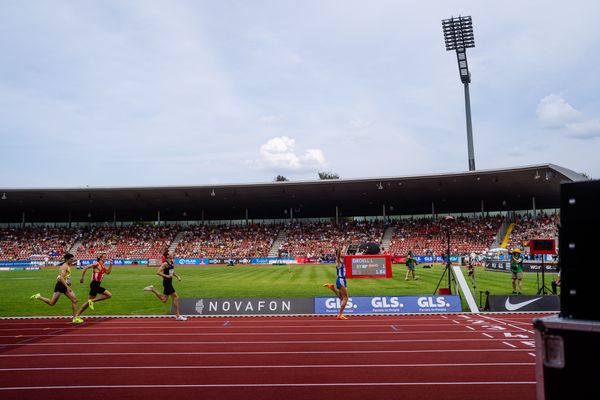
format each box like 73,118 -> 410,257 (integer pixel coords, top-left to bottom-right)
0,323 -> 466,331
0,362 -> 536,372
0,381 -> 538,390
482,333 -> 493,339
0,317 -> 460,324
528,353 -> 535,357
0,337 -> 537,346
0,348 -> 533,358
481,315 -> 534,334
452,320 -> 461,324
1,329 -> 528,338
441,316 -> 449,319
502,341 -> 517,349
465,326 -> 475,331
459,315 -> 471,320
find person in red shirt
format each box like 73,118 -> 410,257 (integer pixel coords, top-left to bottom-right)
75,254 -> 113,321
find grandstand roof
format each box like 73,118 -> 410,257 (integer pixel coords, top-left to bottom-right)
0,164 -> 586,223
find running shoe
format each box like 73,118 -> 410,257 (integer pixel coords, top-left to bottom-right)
336,315 -> 348,320
72,317 -> 84,324
414,276 -> 419,280
30,293 -> 41,300
143,285 -> 154,292
176,315 -> 188,321
88,300 -> 95,310
322,283 -> 334,289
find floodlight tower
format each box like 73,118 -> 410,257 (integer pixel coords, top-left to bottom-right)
442,15 -> 476,171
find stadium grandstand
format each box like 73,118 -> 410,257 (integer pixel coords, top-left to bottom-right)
174,224 -> 280,259
387,216 -> 502,257
0,164 -> 585,264
73,225 -> 179,260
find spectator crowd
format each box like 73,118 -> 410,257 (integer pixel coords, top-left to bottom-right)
0,214 -> 560,262
174,224 -> 280,259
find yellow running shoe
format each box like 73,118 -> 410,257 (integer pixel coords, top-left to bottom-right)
30,293 -> 41,300
88,300 -> 95,310
72,317 -> 84,324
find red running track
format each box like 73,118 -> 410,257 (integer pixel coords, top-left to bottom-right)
0,313 -> 547,400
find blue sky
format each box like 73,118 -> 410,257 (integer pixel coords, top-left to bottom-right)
1,0 -> 599,187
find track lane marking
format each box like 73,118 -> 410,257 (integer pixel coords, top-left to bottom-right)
0,329 -> 531,338
0,348 -> 533,357
0,381 -> 538,390
480,315 -> 534,334
0,337 -> 540,346
0,362 -> 536,372
0,323 -> 470,331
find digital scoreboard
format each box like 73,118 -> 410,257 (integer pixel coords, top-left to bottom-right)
529,239 -> 556,255
344,255 -> 392,279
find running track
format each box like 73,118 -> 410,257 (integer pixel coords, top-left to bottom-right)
0,313 -> 547,400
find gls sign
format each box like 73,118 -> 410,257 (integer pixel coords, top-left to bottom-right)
417,296 -> 451,308
325,297 -> 355,309
315,295 -> 461,314
372,297 -> 402,308
324,297 -> 452,310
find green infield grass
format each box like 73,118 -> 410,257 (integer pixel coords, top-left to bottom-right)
0,264 -> 559,317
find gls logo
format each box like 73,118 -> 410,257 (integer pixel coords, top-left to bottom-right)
417,296 -> 451,308
371,297 -> 402,308
325,298 -> 354,309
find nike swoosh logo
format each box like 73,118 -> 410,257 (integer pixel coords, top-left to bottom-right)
505,297 -> 543,311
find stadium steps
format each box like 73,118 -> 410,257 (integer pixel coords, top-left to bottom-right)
268,229 -> 288,257
490,218 -> 510,249
168,230 -> 186,253
380,226 -> 396,252
500,223 -> 516,249
68,237 -> 85,255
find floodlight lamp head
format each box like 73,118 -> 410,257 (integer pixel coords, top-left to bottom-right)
441,15 -> 475,51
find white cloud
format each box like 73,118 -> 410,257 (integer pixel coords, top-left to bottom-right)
303,148 -> 326,165
565,120 -> 600,139
537,94 -> 600,138
536,94 -> 581,128
256,136 -> 326,171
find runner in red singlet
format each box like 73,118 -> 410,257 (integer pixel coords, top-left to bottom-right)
75,254 -> 113,321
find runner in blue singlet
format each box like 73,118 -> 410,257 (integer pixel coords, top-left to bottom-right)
323,246 -> 349,320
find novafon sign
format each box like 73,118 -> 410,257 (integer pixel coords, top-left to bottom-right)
176,297 -> 315,316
